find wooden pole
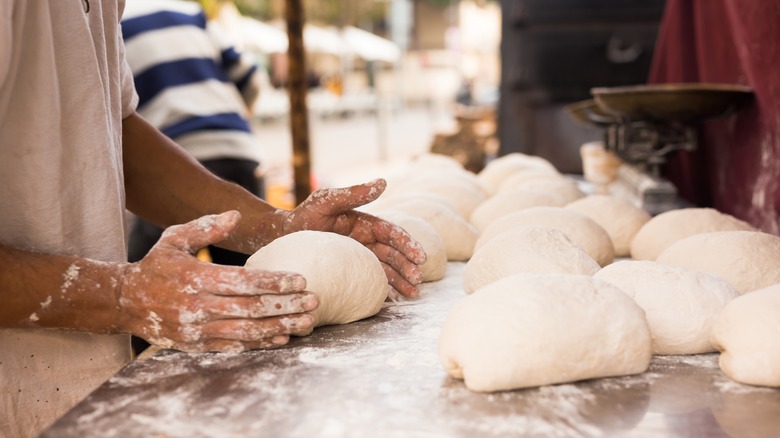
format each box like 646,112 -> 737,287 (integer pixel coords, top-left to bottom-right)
285,0 -> 312,204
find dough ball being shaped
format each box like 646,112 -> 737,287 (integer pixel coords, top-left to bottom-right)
498,177 -> 585,205
657,230 -> 780,294
712,283 -> 780,387
477,153 -> 559,195
245,231 -> 388,334
464,226 -> 600,293
374,211 -> 447,282
630,208 -> 755,260
475,206 -> 614,266
440,273 -> 652,392
595,260 -> 739,355
375,198 -> 478,261
470,189 -> 566,233
566,195 -> 651,257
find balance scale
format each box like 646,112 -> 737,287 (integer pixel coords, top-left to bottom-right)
567,83 -> 753,215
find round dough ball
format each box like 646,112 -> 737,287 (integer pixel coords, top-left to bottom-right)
477,153 -> 558,195
475,207 -> 614,266
497,169 -> 569,193
464,226 -> 600,293
367,191 -> 457,216
245,231 -> 388,334
712,283 -> 780,387
376,198 -> 478,261
595,260 -> 739,355
566,195 -> 651,257
630,208 -> 755,260
657,230 -> 780,294
392,174 -> 487,218
440,273 -> 652,392
374,211 -> 447,282
469,189 -> 566,233
498,177 -> 585,205
409,152 -> 464,171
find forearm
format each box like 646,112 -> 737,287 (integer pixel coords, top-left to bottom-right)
0,244 -> 125,333
122,112 -> 287,254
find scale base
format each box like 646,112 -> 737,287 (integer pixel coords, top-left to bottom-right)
608,164 -> 687,215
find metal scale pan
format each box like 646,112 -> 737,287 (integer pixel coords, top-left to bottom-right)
590,83 -> 753,121
570,83 -> 753,214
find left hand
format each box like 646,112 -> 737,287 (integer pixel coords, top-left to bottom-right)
283,179 -> 427,298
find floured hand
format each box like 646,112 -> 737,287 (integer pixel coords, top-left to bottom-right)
282,179 -> 427,298
117,211 -> 318,352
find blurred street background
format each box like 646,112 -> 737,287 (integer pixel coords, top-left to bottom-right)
200,0 -> 502,207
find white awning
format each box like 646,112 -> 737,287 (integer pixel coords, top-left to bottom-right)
342,26 -> 401,62
240,17 -> 288,53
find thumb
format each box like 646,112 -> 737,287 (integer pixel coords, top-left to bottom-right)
303,179 -> 387,214
156,211 -> 241,255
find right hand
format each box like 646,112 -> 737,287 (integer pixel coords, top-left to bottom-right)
116,211 -> 318,353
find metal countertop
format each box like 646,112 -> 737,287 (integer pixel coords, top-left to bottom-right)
44,263 -> 780,437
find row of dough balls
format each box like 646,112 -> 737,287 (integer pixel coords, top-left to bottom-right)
362,153 -> 638,280
381,153 -> 780,392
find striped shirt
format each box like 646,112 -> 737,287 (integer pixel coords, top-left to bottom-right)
121,0 -> 263,162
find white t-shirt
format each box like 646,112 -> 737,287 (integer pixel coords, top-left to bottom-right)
0,1 -> 138,436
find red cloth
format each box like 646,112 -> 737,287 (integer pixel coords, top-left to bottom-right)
649,0 -> 780,233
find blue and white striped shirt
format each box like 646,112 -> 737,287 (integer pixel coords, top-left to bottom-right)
121,0 -> 263,162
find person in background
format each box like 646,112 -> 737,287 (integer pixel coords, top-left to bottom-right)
0,1 -> 425,436
122,0 -> 264,267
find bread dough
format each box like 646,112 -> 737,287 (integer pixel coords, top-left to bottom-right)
566,195 -> 651,257
440,273 -> 652,392
498,177 -> 585,205
464,226 -> 600,293
475,206 -> 614,266
497,170 -> 569,193
657,230 -> 780,294
469,188 -> 566,233
595,260 -> 739,355
711,283 -> 780,387
477,153 -> 558,195
374,197 -> 478,261
374,211 -> 447,282
245,231 -> 388,333
630,208 -> 755,260
390,173 -> 487,218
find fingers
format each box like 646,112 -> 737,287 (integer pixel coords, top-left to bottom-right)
157,211 -> 241,254
167,336 -> 289,353
360,214 -> 427,266
200,314 -> 315,341
370,242 -> 424,286
196,264 -> 308,296
205,292 -> 319,319
304,179 -> 387,215
381,262 -> 421,299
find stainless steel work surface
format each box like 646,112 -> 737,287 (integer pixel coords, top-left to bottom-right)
44,263 -> 780,437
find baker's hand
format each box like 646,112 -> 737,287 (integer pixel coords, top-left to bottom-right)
117,211 -> 318,352
283,179 -> 427,298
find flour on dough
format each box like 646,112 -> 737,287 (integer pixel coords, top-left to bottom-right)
475,206 -> 614,266
464,225 -> 599,293
440,273 -> 652,392
595,260 -> 739,355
